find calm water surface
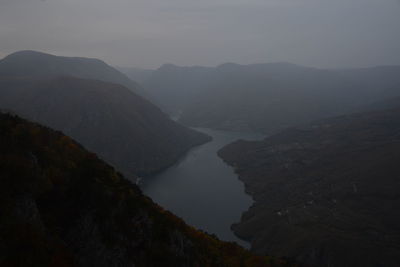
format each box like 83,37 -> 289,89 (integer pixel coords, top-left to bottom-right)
140,128 -> 264,247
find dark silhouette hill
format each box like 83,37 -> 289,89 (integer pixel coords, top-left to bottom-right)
218,106 -> 400,267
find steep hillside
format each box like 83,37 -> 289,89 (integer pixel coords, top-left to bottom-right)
0,76 -> 210,178
0,112 -> 295,267
218,107 -> 400,267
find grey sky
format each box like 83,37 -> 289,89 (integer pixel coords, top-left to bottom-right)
0,0 -> 399,68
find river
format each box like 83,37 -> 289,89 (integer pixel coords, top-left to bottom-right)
140,128 -> 264,247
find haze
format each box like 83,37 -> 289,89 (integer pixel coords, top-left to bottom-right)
1,0 -> 399,68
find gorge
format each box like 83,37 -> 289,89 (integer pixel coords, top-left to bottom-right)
141,128 -> 264,247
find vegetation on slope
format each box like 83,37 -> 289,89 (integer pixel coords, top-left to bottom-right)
0,112 -> 295,267
218,107 -> 400,267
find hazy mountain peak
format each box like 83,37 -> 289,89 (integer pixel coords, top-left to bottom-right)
2,50 -> 104,64
2,50 -> 51,59
0,50 -> 111,71
0,50 -> 151,96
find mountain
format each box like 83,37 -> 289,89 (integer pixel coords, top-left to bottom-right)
218,107 -> 400,267
116,66 -> 154,84
143,62 -> 400,133
0,76 -> 210,179
0,112 -> 296,267
0,50 -> 148,97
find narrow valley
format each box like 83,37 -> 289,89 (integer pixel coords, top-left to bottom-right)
141,128 -> 264,247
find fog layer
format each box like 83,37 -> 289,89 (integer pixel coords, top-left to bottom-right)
1,0 -> 399,68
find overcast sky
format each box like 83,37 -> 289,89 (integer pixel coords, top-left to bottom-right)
0,0 -> 399,69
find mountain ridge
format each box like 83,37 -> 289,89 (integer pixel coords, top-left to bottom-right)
137,61 -> 400,133
0,50 -> 150,97
0,75 -> 211,179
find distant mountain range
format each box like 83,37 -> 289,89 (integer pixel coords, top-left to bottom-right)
0,112 -> 294,267
0,51 -> 210,179
138,62 -> 400,133
218,105 -> 400,267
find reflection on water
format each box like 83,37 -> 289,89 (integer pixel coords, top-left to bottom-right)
140,128 -> 264,248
